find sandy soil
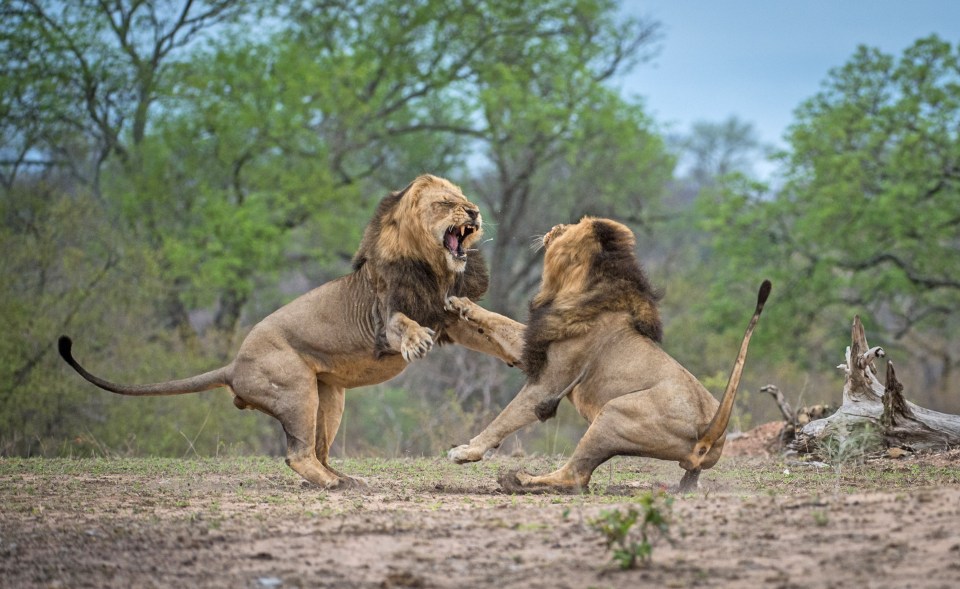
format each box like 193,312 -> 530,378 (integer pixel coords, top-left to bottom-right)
2,443 -> 960,589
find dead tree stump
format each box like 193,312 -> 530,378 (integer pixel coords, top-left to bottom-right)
794,316 -> 960,453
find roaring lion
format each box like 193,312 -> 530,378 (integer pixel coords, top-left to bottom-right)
447,217 -> 770,492
59,174 -> 525,488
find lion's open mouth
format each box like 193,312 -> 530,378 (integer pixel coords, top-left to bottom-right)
444,224 -> 477,260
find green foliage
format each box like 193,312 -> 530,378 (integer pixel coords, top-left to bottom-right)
0,181 -> 281,457
588,491 -> 675,569
698,36 -> 960,372
0,0 -> 672,456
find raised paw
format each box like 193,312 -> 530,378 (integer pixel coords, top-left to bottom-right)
444,296 -> 474,321
447,444 -> 484,464
401,325 -> 435,362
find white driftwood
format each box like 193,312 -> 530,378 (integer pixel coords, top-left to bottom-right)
797,316 -> 960,451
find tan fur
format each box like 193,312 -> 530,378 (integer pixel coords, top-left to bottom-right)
449,217 -> 769,493
531,222 -> 600,308
60,174 -> 525,489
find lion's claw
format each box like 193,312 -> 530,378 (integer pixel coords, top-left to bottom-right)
444,296 -> 473,321
401,326 -> 435,362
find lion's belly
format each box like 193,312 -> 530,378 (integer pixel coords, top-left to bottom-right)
319,352 -> 409,389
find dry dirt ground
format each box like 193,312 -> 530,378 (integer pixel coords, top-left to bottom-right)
2,434 -> 960,589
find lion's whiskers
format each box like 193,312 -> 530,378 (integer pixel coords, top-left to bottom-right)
530,234 -> 547,252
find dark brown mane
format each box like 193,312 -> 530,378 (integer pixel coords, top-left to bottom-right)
587,219 -> 663,342
523,218 -> 662,382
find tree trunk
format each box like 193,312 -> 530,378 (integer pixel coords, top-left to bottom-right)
795,315 -> 960,452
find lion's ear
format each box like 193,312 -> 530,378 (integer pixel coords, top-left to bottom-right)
452,250 -> 489,300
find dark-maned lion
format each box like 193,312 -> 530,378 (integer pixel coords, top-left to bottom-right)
447,217 -> 770,493
60,174 -> 525,488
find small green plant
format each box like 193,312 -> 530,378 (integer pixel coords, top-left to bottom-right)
818,421 -> 883,466
817,421 -> 884,492
588,490 -> 674,569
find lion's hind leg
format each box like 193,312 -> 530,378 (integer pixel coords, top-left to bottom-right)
498,417 -> 619,494
314,383 -> 367,488
233,357 -> 342,489
676,468 -> 701,493
498,389 -> 680,494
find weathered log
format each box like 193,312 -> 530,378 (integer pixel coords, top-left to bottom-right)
794,316 -> 960,453
760,385 -> 835,448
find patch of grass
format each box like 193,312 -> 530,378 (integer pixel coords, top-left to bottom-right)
1,454 -> 958,502
818,422 -> 884,466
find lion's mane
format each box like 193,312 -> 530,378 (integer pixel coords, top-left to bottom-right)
523,218 -> 662,382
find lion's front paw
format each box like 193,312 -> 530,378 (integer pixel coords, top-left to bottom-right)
444,296 -> 473,320
400,325 -> 435,362
448,444 -> 484,464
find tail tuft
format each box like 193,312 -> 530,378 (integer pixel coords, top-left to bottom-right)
757,280 -> 772,308
58,336 -> 74,363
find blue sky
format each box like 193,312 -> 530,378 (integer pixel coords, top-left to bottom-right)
618,0 -> 960,153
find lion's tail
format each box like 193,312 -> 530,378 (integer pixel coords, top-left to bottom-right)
685,280 -> 771,469
58,336 -> 231,396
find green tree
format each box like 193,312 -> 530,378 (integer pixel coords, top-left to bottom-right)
1,0 -> 253,191
699,36 -> 960,398
462,0 -> 669,312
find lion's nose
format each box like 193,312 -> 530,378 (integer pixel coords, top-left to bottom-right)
466,209 -> 479,221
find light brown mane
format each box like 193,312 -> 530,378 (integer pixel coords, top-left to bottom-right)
523,217 -> 662,381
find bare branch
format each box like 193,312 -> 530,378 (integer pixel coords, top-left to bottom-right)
840,253 -> 960,290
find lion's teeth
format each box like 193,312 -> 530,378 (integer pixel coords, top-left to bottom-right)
460,226 -> 465,237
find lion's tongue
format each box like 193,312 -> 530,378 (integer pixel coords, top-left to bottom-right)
445,231 -> 460,254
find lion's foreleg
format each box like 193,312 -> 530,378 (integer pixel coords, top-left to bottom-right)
448,381 -> 551,463
385,311 -> 435,362
444,296 -> 526,367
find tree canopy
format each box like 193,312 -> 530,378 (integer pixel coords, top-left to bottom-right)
699,35 -> 960,391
